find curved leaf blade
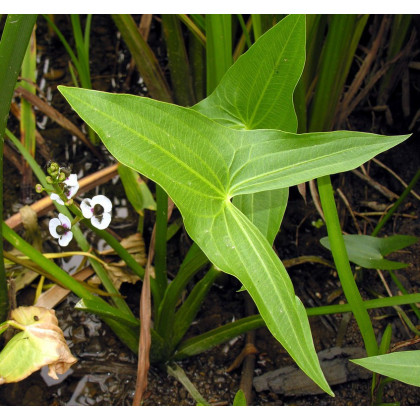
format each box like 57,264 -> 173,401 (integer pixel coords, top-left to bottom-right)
320,234 -> 418,270
351,351 -> 420,387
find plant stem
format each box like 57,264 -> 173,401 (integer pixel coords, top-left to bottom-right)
0,14 -> 37,322
317,175 -> 378,356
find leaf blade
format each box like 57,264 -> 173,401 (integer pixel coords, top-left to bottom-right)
351,351 -> 420,387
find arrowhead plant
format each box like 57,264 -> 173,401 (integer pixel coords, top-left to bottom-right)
58,15 -> 410,396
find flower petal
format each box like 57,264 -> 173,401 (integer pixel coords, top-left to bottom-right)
91,195 -> 112,213
65,184 -> 79,200
64,174 -> 78,187
58,231 -> 73,247
49,218 -> 61,238
57,213 -> 71,230
91,212 -> 111,230
80,198 -> 93,219
50,193 -> 64,206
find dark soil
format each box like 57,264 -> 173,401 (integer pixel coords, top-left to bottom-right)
1,14 -> 420,406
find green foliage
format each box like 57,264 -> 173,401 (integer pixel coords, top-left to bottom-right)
233,389 -> 247,406
0,14 -> 37,322
118,164 -> 156,215
59,57 -> 409,398
320,234 -> 418,270
351,351 -> 420,387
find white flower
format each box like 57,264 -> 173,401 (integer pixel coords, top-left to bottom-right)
80,195 -> 112,230
50,174 -> 79,205
49,213 -> 73,247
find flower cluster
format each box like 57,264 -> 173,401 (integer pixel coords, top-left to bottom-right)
36,161 -> 113,247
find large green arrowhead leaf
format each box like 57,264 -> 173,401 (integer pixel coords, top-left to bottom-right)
351,351 -> 420,387
321,234 -> 418,270
59,85 -> 409,396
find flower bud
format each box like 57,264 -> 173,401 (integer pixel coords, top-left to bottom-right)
58,172 -> 66,182
35,184 -> 44,193
47,161 -> 59,175
46,176 -> 53,184
65,198 -> 73,206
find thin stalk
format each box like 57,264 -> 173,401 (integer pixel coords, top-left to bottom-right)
177,14 -> 206,47
0,14 -> 37,321
372,168 -> 420,237
236,14 -> 252,50
19,27 -> 37,202
317,175 -> 378,356
233,15 -> 252,61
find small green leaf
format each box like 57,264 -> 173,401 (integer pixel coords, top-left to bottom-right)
233,388 -> 247,406
118,163 -> 156,214
351,351 -> 420,387
320,235 -> 418,270
0,306 -> 77,384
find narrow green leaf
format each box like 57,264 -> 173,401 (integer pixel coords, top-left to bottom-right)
0,13 -> 37,322
173,315 -> 264,361
161,14 -> 196,106
172,266 -> 221,348
351,351 -> 420,387
320,234 -> 418,270
205,14 -> 232,95
111,14 -> 173,103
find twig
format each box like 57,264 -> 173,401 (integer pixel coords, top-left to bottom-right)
309,179 -> 325,221
123,14 -> 153,90
352,168 -> 399,201
372,157 -> 420,201
336,187 -> 362,234
336,16 -> 390,128
132,231 -> 153,406
376,270 -> 411,337
238,294 -> 257,405
14,85 -> 103,160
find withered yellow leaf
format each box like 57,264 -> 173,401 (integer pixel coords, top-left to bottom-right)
0,306 -> 77,384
